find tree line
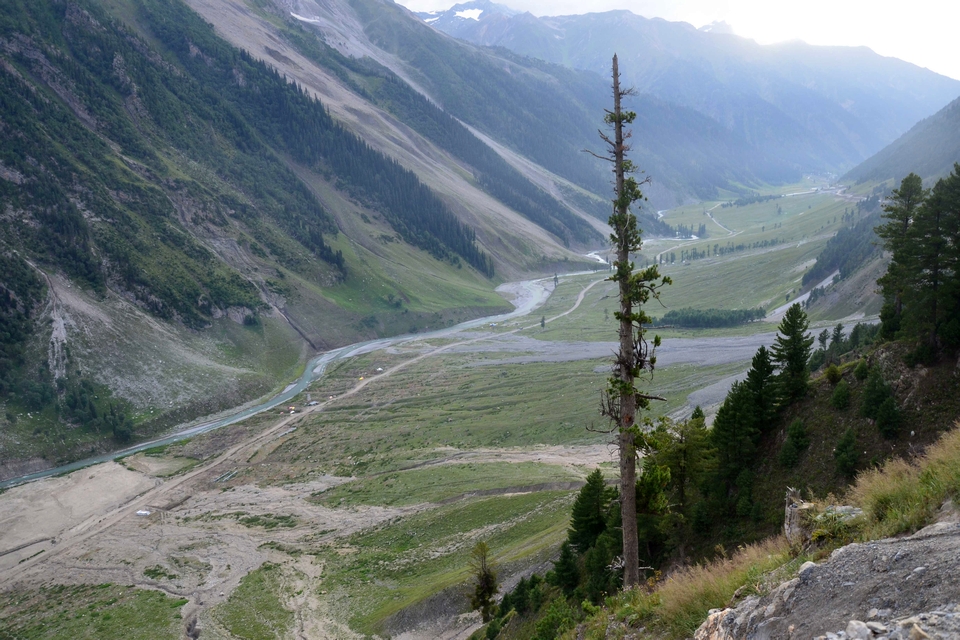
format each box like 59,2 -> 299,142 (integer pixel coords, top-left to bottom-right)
802,208 -> 881,288
653,307 -> 765,328
276,27 -> 597,247
720,194 -> 782,208
876,166 -> 960,355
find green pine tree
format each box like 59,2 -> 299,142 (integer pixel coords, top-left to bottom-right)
835,428 -> 859,477
568,469 -> 616,553
830,379 -> 850,410
469,542 -> 498,623
771,304 -> 814,402
549,542 -> 580,597
876,396 -> 901,439
745,345 -> 778,431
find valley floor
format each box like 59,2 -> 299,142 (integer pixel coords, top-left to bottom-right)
0,273 -> 786,638
0,185 -> 880,638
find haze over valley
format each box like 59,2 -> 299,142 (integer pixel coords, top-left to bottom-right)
2,0 -> 960,638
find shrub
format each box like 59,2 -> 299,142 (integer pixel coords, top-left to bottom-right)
830,379 -> 850,410
779,419 -> 809,468
835,428 -> 859,477
876,397 -> 901,438
904,343 -> 935,367
860,369 -> 891,419
854,359 -> 869,381
825,364 -> 842,385
778,438 -> 801,468
786,418 -> 809,449
533,597 -> 577,640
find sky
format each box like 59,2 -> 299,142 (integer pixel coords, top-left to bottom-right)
396,0 -> 960,81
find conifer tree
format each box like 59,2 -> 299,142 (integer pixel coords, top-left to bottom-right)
745,345 -> 777,431
568,469 -> 615,553
835,428 -> 859,477
469,541 -> 498,623
710,380 -> 758,505
595,54 -> 671,588
549,542 -> 580,597
876,173 -> 926,321
771,304 -> 814,402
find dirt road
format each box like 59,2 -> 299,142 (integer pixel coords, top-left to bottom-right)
0,278 -> 607,588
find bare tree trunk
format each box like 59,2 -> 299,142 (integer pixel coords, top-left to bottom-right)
611,54 -> 640,589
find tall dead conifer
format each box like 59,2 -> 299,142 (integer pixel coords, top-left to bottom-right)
593,54 -> 671,588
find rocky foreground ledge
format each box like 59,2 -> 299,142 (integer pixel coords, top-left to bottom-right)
694,520 -> 960,639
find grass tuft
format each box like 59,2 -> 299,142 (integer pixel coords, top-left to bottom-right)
850,421 -> 960,539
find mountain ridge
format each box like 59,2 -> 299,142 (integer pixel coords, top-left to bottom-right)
843,94 -> 960,185
418,0 -> 960,173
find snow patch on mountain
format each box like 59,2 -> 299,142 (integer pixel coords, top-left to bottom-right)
454,9 -> 483,20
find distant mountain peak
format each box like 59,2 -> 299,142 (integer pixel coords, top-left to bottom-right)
417,0 -> 519,23
698,20 -> 734,35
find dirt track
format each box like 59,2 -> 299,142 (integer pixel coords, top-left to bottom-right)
0,274 -> 772,637
0,277 -> 613,639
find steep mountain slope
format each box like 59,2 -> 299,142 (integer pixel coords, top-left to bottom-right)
421,1 -> 960,172
221,0 -> 800,207
3,0 -> 580,472
843,95 -> 960,185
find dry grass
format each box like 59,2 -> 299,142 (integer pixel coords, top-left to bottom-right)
850,421 -> 960,539
651,536 -> 793,635
574,537 -> 794,640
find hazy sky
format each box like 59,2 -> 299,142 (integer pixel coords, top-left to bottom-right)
397,0 -> 960,81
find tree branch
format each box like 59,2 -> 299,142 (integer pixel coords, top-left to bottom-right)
583,149 -> 615,162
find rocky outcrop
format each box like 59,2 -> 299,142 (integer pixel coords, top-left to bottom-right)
784,488 -> 815,546
694,521 -> 960,639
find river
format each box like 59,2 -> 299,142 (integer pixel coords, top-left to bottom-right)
0,277 -> 558,489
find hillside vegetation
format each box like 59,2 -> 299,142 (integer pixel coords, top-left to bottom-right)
0,0 -> 524,470
476,169 -> 960,639
844,95 -> 960,185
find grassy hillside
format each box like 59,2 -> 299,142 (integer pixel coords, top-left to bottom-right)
844,95 -> 960,184
257,0 -> 804,206
0,0 -> 525,472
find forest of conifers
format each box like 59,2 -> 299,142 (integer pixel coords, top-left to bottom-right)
0,0 -> 502,439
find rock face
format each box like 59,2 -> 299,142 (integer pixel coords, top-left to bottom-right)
784,487 -> 815,546
694,522 -> 960,639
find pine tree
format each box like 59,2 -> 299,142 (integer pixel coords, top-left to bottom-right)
568,469 -> 616,553
771,304 -> 814,402
549,542 -> 580,596
469,541 -> 498,623
710,380 -> 759,506
835,428 -> 859,477
778,418 -> 809,468
876,396 -> 901,439
876,173 -> 926,322
831,379 -> 850,410
745,345 -> 777,431
860,368 -> 891,420
596,54 -> 671,588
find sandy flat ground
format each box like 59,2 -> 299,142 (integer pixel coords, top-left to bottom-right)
0,462 -> 158,570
